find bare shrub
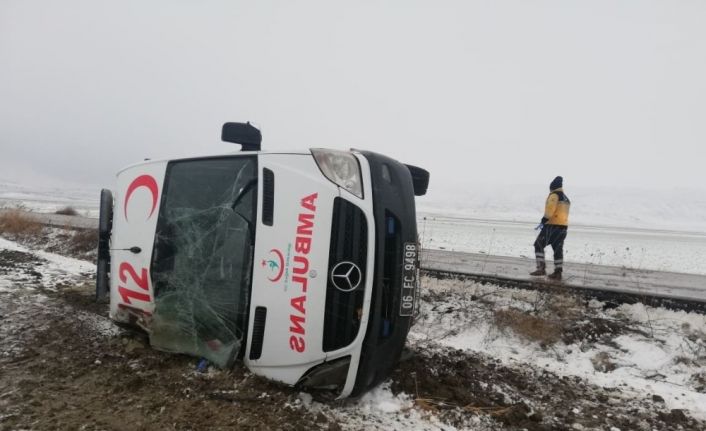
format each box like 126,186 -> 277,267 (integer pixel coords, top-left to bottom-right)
543,291 -> 584,320
494,308 -> 562,346
69,229 -> 98,255
55,206 -> 79,216
0,210 -> 43,237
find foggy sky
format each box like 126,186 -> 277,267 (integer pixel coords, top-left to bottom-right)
1,0 -> 705,191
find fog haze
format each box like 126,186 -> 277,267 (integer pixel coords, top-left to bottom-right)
1,0 -> 705,192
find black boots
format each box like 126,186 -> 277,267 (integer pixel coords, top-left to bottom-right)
530,263 -> 546,276
547,269 -> 563,281
530,264 -> 562,280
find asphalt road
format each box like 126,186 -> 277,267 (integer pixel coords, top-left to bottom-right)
421,248 -> 706,304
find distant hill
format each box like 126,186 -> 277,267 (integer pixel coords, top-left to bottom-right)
3,179 -> 705,233
0,179 -> 100,218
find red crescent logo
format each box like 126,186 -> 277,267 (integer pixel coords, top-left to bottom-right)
124,175 -> 159,221
268,249 -> 285,282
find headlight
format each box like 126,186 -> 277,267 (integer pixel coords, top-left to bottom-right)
311,149 -> 363,198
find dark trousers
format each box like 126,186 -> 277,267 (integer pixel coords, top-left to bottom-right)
534,225 -> 567,270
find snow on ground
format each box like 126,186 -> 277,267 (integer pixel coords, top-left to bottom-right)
1,235 -> 474,430
413,276 -> 706,420
293,382 -> 503,431
294,384 -> 470,431
0,237 -> 115,360
3,234 -> 706,429
416,184 -> 706,274
419,214 -> 706,275
0,236 -> 94,288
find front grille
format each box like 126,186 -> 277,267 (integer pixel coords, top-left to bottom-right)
323,198 -> 367,352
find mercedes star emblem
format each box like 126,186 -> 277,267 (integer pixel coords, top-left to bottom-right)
330,261 -> 362,292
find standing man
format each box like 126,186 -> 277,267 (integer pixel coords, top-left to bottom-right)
531,176 -> 570,280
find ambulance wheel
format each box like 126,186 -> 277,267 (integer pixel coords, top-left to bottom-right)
96,189 -> 113,301
98,189 -> 113,239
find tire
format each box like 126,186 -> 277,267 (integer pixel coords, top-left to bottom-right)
96,189 -> 113,301
96,257 -> 109,301
98,189 -> 113,239
404,164 -> 430,196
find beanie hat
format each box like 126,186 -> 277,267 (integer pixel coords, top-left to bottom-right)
550,176 -> 563,190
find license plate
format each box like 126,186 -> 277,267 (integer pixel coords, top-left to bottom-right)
399,242 -> 418,316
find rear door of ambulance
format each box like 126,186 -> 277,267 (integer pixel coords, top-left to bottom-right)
109,162 -> 167,324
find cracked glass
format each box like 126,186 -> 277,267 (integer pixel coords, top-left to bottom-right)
149,156 -> 257,367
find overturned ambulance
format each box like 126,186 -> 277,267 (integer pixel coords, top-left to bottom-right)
96,123 -> 429,398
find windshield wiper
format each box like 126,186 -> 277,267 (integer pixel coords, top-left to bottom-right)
231,178 -> 257,210
229,178 -> 257,245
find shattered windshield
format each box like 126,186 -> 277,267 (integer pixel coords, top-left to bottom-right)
149,156 -> 257,367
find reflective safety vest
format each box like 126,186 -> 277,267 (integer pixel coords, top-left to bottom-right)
544,188 -> 570,226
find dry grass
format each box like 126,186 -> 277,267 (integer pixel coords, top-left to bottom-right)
542,292 -> 584,321
0,209 -> 97,259
492,290 -> 607,347
68,229 -> 97,255
55,206 -> 79,216
0,209 -> 43,237
494,308 -> 563,346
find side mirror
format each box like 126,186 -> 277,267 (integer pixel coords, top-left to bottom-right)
405,164 -> 430,196
222,122 -> 262,151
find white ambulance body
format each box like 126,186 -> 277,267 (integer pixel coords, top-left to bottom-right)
97,123 -> 428,398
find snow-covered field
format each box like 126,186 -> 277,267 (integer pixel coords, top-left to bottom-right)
415,183 -> 706,275
420,214 -> 706,275
0,179 -> 100,218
